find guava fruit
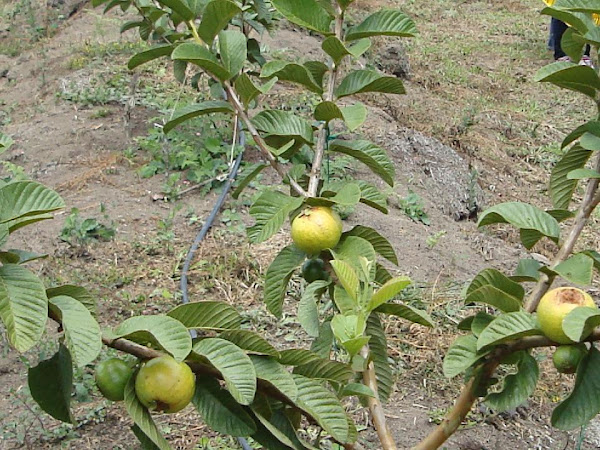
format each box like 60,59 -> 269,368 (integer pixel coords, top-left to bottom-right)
95,358 -> 133,401
291,206 -> 343,255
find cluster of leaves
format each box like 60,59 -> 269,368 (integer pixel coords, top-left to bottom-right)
442,0 -> 600,432
59,206 -> 116,247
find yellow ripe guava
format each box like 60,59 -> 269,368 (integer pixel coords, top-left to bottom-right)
290,206 -> 343,255
537,287 -> 597,344
134,355 -> 195,413
552,344 -> 588,374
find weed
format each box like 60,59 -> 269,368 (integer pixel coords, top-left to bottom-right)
59,206 -> 116,248
426,230 -> 447,248
397,191 -> 430,225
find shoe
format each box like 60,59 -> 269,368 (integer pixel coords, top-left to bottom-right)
557,56 -> 572,62
579,55 -> 595,68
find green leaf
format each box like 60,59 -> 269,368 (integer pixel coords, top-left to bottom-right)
251,409 -> 305,449
477,202 -> 560,248
340,382 -> 376,398
234,74 -> 277,108
248,191 -> 303,244
270,0 -> 333,34
192,338 -> 256,405
356,181 -> 388,214
46,284 -> 96,315
512,259 -> 542,282
534,61 -> 600,98
298,280 -> 330,337
553,253 -> 594,285
471,312 -> 494,337
311,320 -> 334,359
485,352 -> 539,412
294,359 -> 353,383
156,0 -> 193,20
250,355 -> 298,401
263,245 -> 306,317
549,145 -> 592,209
218,30 -> 246,78
332,236 -> 377,280
124,376 -> 171,450
562,306 -> 600,343
342,226 -> 397,266
540,7 -> 587,34
477,311 -> 542,351
131,425 -> 161,450
331,314 -> 369,356
467,268 -> 525,300
193,377 -> 256,436
366,313 -> 393,402
114,315 -> 192,362
375,302 -> 434,327
261,61 -> 323,94
0,181 -> 64,228
443,334 -> 479,378
330,260 -> 360,302
167,301 -> 242,330
252,109 -> 314,145
345,9 -> 417,41
313,102 -> 367,132
49,296 -> 101,367
562,120 -> 600,148
163,101 -> 233,134
368,277 -> 411,311
28,345 -> 75,424
0,249 -> 46,264
0,264 -> 48,352
292,374 -> 349,443
128,44 -> 173,70
552,346 -> 600,430
197,0 -> 241,44
329,139 -> 394,186
318,183 -> 362,207
321,37 -> 354,64
278,349 -> 321,366
464,285 -> 522,312
232,163 -> 269,199
218,329 -> 280,357
304,61 -> 328,87
335,69 -> 405,98
567,168 -> 600,179
171,42 -> 230,81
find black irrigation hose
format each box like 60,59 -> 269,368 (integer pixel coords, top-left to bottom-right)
178,116 -> 251,450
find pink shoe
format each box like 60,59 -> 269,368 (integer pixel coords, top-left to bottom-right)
557,56 -> 572,62
579,55 -> 594,68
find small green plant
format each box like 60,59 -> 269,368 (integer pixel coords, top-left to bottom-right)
426,230 -> 446,248
397,190 -> 430,225
59,206 -> 116,247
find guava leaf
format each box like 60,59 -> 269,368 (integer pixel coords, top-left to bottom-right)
477,311 -> 542,350
47,284 -> 96,315
467,268 -> 524,300
342,225 -> 398,265
298,280 -> 330,337
549,145 -> 592,209
375,302 -> 434,327
263,245 -> 306,317
250,355 -> 298,402
345,9 -> 417,41
443,334 -> 480,379
366,313 -> 393,402
277,349 -> 321,366
485,351 -> 539,412
167,301 -> 242,330
218,330 -> 280,357
464,285 -> 522,312
293,359 -> 353,383
562,306 -> 600,343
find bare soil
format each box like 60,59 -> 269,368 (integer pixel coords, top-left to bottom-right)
1,0 -> 600,449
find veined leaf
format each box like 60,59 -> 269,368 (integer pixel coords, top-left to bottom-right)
252,109 -> 314,144
271,0 -> 333,34
562,120 -> 600,148
250,356 -> 297,401
477,202 -> 560,248
156,0 -> 193,20
114,315 -> 192,362
128,44 -> 173,70
534,61 -> 600,98
562,306 -> 600,343
329,139 -> 395,186
197,0 -> 241,44
193,377 -> 256,436
330,260 -> 360,302
477,311 -> 542,350
218,329 -> 280,357
234,74 -> 277,107
443,334 -> 480,379
192,338 -> 256,405
340,383 -> 375,398
294,359 -> 353,383
292,374 -> 349,443
0,181 -> 64,226
46,284 -> 96,315
335,69 -> 405,98
366,313 -> 393,402
124,377 -> 170,450
512,258 -> 542,282
467,268 -> 524,300
218,30 -> 247,78
464,285 -> 522,312
28,345 -> 75,424
248,191 -> 303,244
356,180 -> 388,213
314,101 -> 367,132
485,352 -> 539,412
311,319 -> 334,358
321,37 -> 353,64
345,9 -> 417,41
171,42 -> 231,81
580,131 -> 600,150
552,346 -> 600,430
375,302 -> 434,327
549,145 -> 592,209
232,163 -> 269,199
163,101 -> 233,134
471,312 -> 494,337
261,60 -> 323,94
333,284 -> 356,315
368,277 -> 411,311
167,301 -> 242,330
263,245 -> 305,317
0,264 -> 48,352
298,280 -> 330,337
553,253 -> 594,285
331,236 -> 376,280
567,168 -> 600,179
49,296 -> 101,367
342,225 -> 398,265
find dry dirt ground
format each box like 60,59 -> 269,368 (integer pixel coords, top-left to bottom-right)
1,0 -> 600,449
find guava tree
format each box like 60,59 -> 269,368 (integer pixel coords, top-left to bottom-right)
5,0 -> 600,449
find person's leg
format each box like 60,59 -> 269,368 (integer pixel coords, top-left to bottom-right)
551,18 -> 569,60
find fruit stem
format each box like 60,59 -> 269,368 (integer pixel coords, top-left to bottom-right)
307,4 -> 344,197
